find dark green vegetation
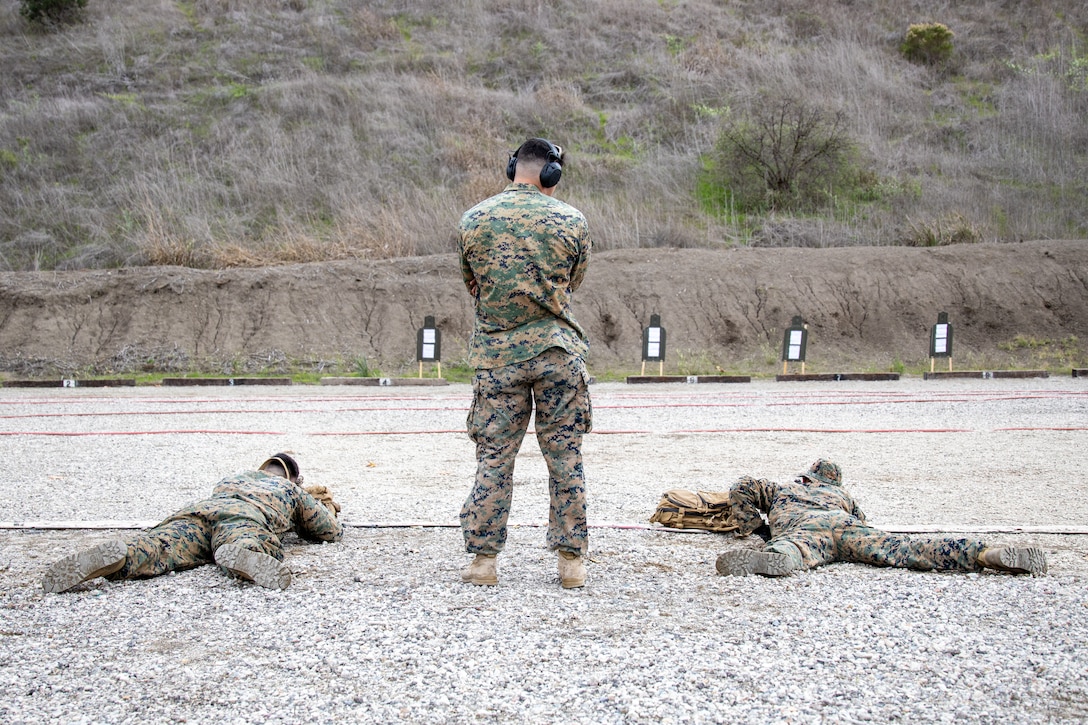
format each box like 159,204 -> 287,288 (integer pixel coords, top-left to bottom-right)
1,0 -> 1086,270
18,0 -> 85,26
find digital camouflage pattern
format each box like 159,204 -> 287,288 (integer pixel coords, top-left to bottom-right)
728,468 -> 985,572
112,470 -> 343,580
460,347 -> 592,556
459,178 -> 593,558
459,182 -> 591,369
799,458 -> 842,486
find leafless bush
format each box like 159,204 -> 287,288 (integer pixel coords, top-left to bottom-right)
0,353 -> 79,378
900,212 -> 982,247
106,344 -> 191,374
749,217 -> 862,249
708,95 -> 858,213
0,232 -> 63,271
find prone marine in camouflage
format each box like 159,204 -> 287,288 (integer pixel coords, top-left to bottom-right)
42,453 -> 343,592
716,458 -> 1047,577
458,137 -> 592,589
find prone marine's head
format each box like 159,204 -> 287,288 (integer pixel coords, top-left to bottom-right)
259,452 -> 301,484
796,458 -> 842,487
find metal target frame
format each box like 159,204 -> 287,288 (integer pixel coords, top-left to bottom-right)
641,313 -> 667,376
781,315 -> 808,375
416,315 -> 442,378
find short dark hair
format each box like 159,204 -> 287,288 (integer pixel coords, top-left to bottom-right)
514,137 -> 564,166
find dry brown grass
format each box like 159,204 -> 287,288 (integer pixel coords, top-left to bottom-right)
0,0 -> 1086,270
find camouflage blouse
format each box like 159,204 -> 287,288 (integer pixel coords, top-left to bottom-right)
459,182 -> 591,369
728,474 -> 867,537
208,470 -> 343,542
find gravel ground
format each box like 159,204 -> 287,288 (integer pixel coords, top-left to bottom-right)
1,377 -> 1086,723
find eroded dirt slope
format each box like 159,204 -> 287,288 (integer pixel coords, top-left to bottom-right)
1,241 -> 1085,375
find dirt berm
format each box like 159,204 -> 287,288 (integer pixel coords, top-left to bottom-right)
1,241 -> 1086,376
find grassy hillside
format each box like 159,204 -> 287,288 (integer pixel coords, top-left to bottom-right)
1,0 -> 1086,270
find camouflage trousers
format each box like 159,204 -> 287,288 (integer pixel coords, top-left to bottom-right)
112,500 -> 284,580
461,347 -> 592,556
767,518 -> 985,572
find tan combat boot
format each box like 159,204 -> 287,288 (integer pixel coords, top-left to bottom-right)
558,550 -> 586,589
42,540 -> 127,593
715,548 -> 798,577
977,547 -> 1047,575
214,544 -> 292,590
461,553 -> 498,586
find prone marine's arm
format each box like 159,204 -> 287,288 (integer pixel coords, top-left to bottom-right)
727,475 -> 778,538
296,484 -> 344,542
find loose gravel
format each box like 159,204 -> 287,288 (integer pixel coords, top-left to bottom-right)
1,377 -> 1086,724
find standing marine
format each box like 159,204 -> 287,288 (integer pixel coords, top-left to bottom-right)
457,137 -> 593,589
716,459 -> 1047,577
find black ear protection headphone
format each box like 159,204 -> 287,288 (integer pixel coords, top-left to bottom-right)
505,139 -> 564,188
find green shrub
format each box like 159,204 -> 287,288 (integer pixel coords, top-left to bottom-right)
900,23 -> 954,67
19,0 -> 87,26
352,357 -> 376,377
0,149 -> 18,172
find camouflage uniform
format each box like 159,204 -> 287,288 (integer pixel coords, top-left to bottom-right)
459,181 -> 592,556
111,470 -> 343,580
729,470 -> 986,572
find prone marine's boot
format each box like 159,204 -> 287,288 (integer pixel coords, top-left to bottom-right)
460,553 -> 498,586
716,548 -> 799,577
977,547 -> 1047,576
42,540 -> 127,593
214,544 -> 292,590
558,550 -> 586,589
